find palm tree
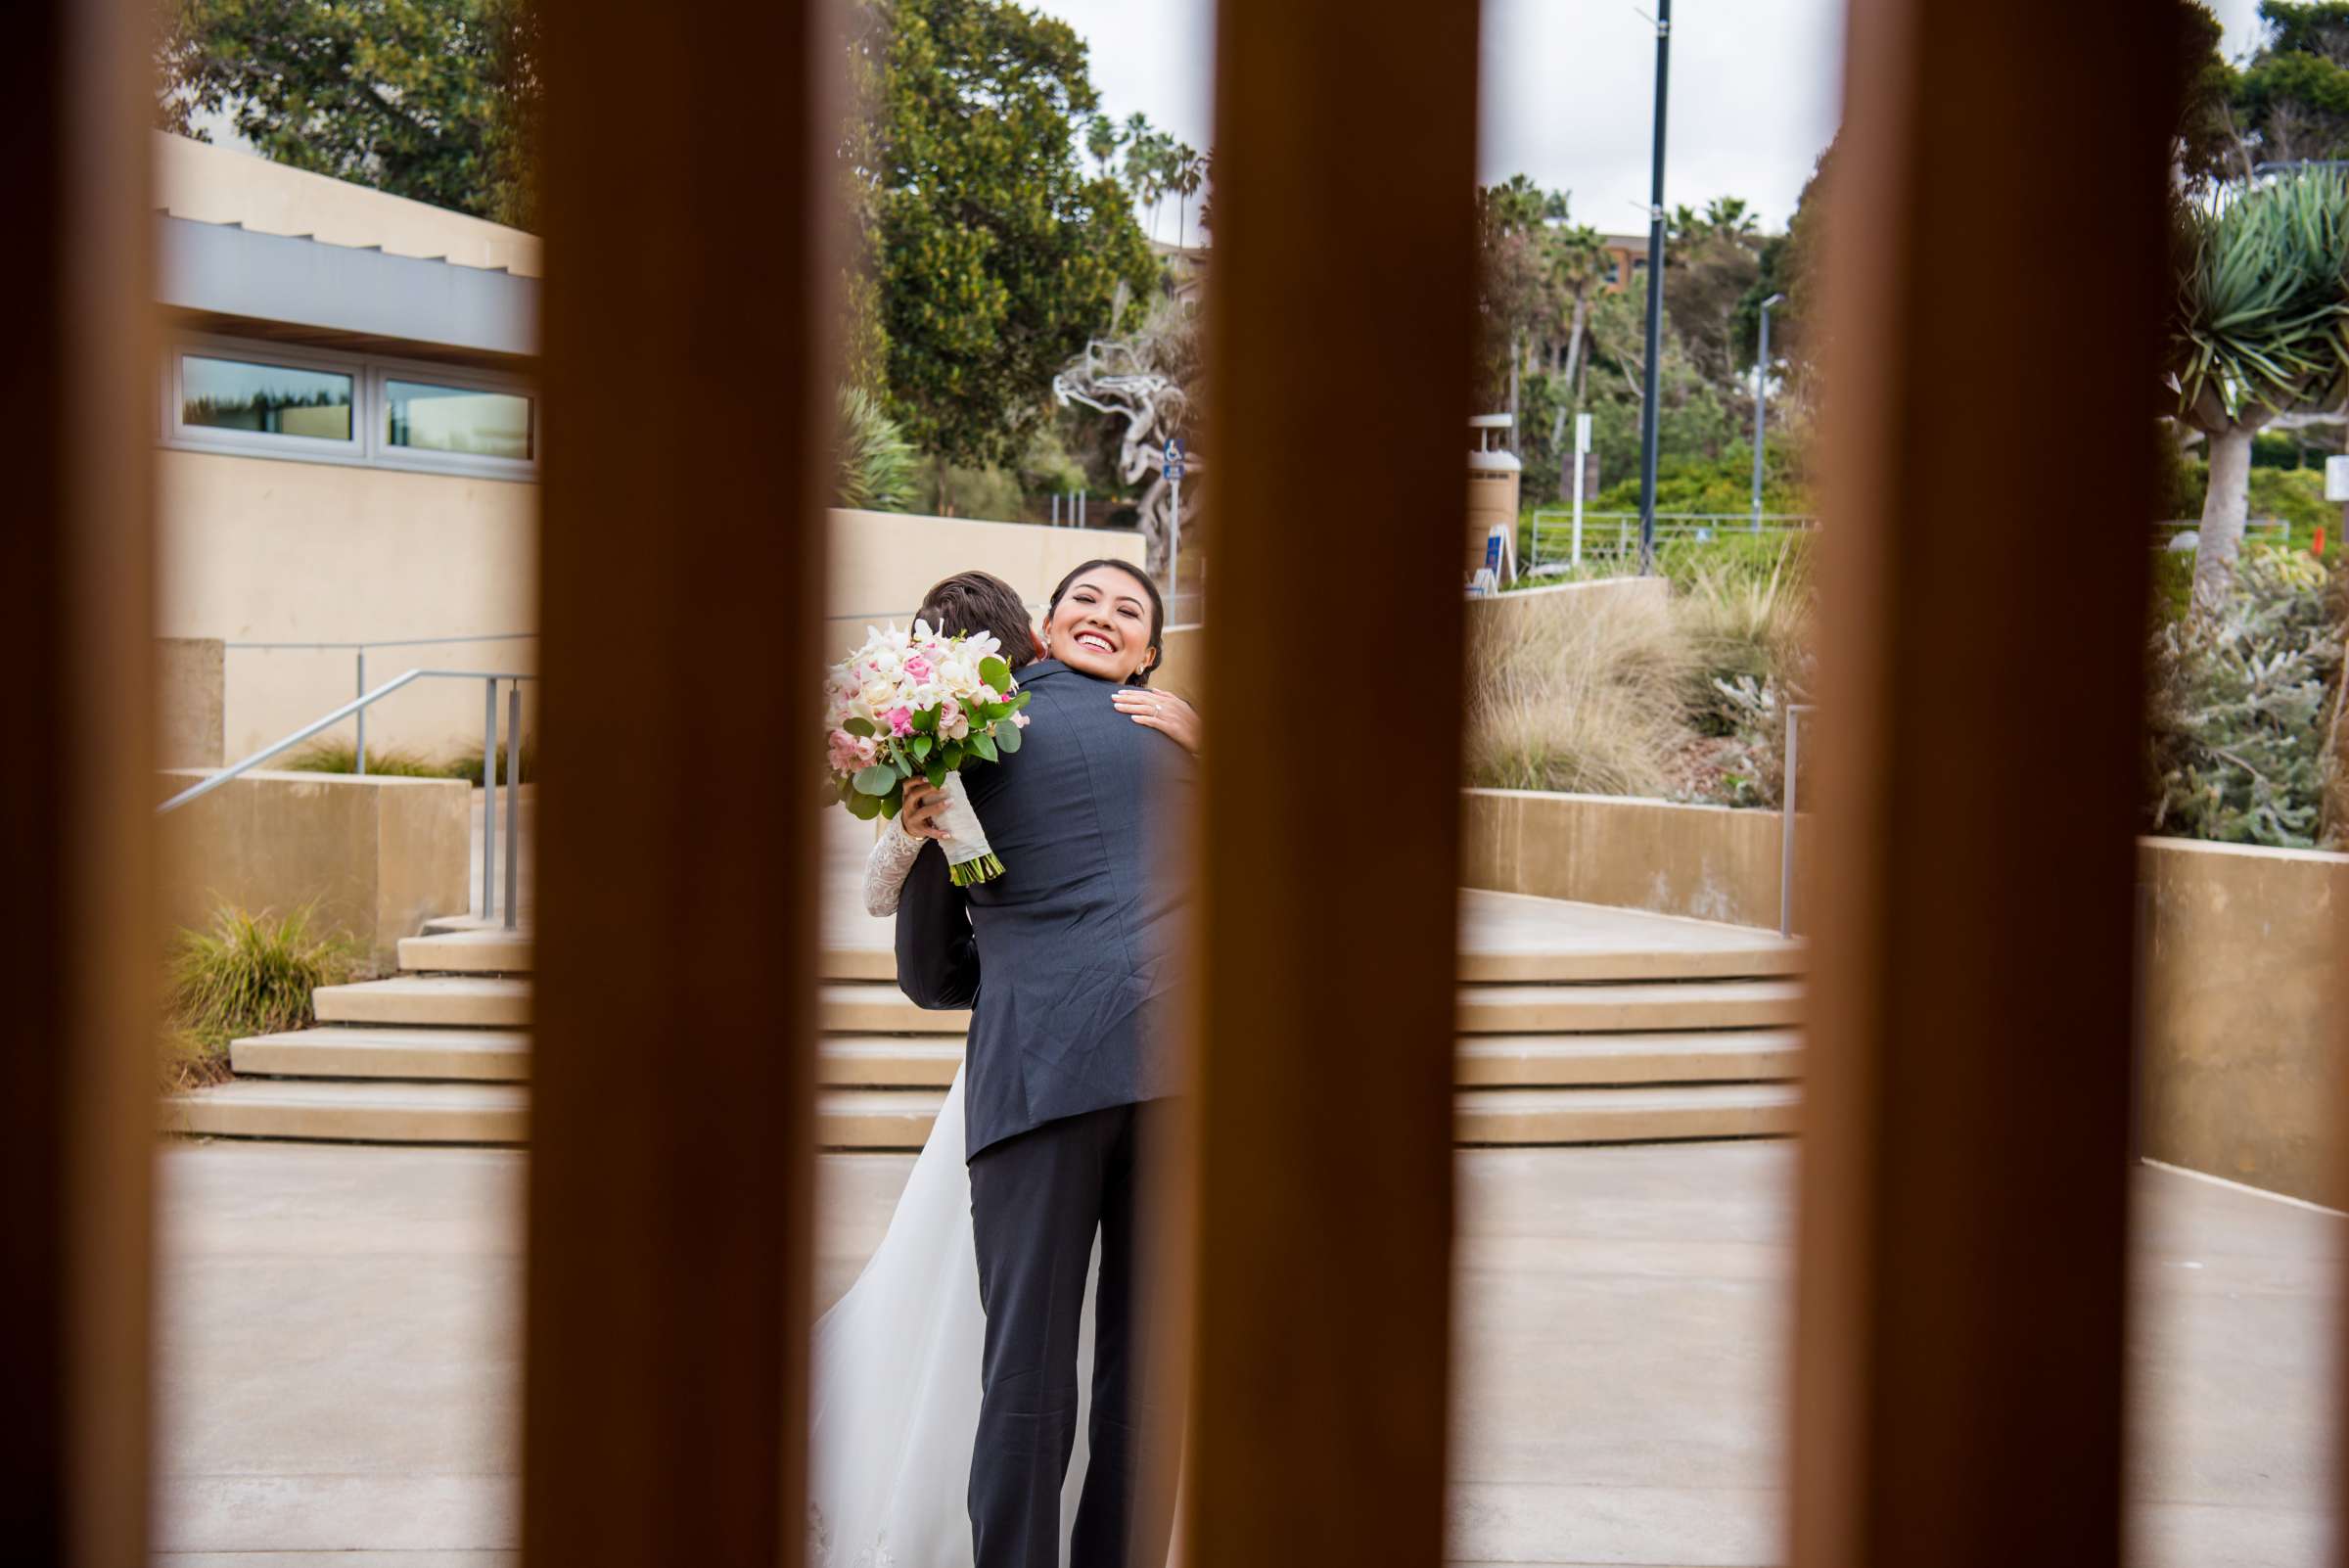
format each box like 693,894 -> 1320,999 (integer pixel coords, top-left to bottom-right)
2169,169 -> 2349,608
1543,224 -> 1610,488
1085,114 -> 1122,179
1173,143 -> 1204,249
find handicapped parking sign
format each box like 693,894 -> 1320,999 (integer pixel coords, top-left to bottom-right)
1163,438 -> 1185,482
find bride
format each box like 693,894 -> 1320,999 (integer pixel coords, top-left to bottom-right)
806,567 -> 1199,1568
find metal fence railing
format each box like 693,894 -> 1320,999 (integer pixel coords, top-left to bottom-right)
1527,511 -> 1819,574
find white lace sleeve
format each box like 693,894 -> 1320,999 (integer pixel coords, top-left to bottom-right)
861,816 -> 928,917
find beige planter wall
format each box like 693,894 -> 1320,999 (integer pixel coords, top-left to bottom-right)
1470,574 -> 1670,638
2138,837 -> 2348,1206
158,769 -> 471,967
1461,788 -> 1808,932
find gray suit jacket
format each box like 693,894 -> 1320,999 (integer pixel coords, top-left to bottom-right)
893,659 -> 1194,1158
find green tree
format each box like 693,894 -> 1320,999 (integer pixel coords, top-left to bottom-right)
2234,2 -> 2349,167
2168,169 -> 2349,608
864,0 -> 1157,486
155,0 -> 540,227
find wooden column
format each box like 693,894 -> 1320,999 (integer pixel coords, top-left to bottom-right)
0,0 -> 159,1559
1790,3 -> 2177,1566
520,1 -> 833,1562
1183,1 -> 1479,1561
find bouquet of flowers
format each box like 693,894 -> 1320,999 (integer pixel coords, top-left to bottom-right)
824,621 -> 1032,885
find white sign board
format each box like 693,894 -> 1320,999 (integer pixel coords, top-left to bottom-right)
1575,412 -> 1592,455
2326,454 -> 2349,502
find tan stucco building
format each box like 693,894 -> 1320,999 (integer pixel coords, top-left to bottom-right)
155,134 -> 1134,761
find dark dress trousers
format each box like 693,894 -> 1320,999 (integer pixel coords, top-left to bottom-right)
894,657 -> 1192,1568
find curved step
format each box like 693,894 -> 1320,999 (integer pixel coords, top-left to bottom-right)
819,1090 -> 949,1150
230,1027 -> 530,1083
1454,1030 -> 1802,1086
314,975 -> 530,1028
1455,979 -> 1801,1035
163,1080 -> 529,1144
1454,1084 -> 1800,1144
820,984 -> 970,1034
396,930 -> 534,975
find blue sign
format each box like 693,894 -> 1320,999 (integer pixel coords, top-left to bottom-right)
1484,534 -> 1502,572
1163,437 -> 1184,482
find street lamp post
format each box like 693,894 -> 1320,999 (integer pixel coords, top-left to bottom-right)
1635,0 -> 1673,576
1751,291 -> 1784,532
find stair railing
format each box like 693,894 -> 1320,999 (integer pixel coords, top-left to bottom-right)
223,632 -> 538,777
157,669 -> 538,930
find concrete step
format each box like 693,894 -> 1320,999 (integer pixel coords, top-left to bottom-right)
1453,1084 -> 1800,1144
162,1080 -> 529,1144
230,1027 -> 531,1083
818,1090 -> 951,1149
807,1083 -> 1805,1151
313,975 -> 530,1029
1453,1030 -> 1802,1087
819,983 -> 972,1035
1455,979 -> 1802,1035
813,941 -> 1803,987
817,977 -> 1803,1038
819,1036 -> 966,1087
397,930 -> 534,975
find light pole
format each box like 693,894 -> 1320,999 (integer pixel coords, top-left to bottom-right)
1751,291 -> 1784,532
1635,0 -> 1673,576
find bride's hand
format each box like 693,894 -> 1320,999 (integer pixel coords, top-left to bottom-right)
899,778 -> 951,840
1113,687 -> 1202,754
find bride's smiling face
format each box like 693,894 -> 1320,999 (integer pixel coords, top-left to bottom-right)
1045,566 -> 1157,682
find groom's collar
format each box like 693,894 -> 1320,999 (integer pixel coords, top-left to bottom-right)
1017,658 -> 1082,684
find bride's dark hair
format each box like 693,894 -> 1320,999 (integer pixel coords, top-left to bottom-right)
1043,558 -> 1165,687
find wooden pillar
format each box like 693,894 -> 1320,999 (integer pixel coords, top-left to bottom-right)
1183,1 -> 1479,1561
1790,3 -> 2177,1566
0,0 -> 159,1559
520,0 -> 833,1562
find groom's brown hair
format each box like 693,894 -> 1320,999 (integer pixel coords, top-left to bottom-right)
916,571 -> 1042,669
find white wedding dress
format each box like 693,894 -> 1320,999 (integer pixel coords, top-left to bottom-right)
806,820 -> 1099,1568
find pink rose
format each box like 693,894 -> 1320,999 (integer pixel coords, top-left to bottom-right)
854,736 -> 879,766
827,729 -> 862,772
887,707 -> 914,738
938,695 -> 962,731
904,655 -> 933,681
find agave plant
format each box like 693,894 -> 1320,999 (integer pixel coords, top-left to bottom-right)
2169,170 -> 2349,609
835,386 -> 916,512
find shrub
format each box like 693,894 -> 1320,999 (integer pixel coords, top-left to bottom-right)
163,904 -> 361,1091
285,737 -> 535,782
836,386 -> 916,512
2146,551 -> 2344,847
1464,584 -> 1694,799
284,740 -> 456,778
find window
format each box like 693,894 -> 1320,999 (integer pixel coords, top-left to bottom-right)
180,354 -> 353,441
386,379 -> 533,461
161,335 -> 536,480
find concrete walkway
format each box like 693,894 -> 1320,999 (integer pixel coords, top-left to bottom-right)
153,1142 -> 2338,1566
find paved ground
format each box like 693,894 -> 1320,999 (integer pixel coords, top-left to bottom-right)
152,1142 -> 2339,1566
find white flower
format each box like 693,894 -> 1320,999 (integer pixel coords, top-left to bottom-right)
859,677 -> 898,712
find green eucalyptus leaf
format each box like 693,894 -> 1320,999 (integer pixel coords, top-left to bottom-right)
993,721 -> 1022,754
967,731 -> 998,763
853,763 -> 898,796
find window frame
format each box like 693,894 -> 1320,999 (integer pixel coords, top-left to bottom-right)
164,335 -> 364,464
367,357 -> 540,480
160,332 -> 539,483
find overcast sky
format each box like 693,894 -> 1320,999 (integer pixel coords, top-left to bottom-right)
1036,0 -> 2281,237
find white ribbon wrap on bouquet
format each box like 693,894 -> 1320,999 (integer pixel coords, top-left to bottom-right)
933,769 -> 996,877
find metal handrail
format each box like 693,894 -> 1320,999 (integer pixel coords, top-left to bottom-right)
1781,704 -> 1815,938
222,633 -> 539,776
158,667 -> 537,930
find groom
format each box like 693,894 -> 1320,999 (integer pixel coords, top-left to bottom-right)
894,638 -> 1191,1567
